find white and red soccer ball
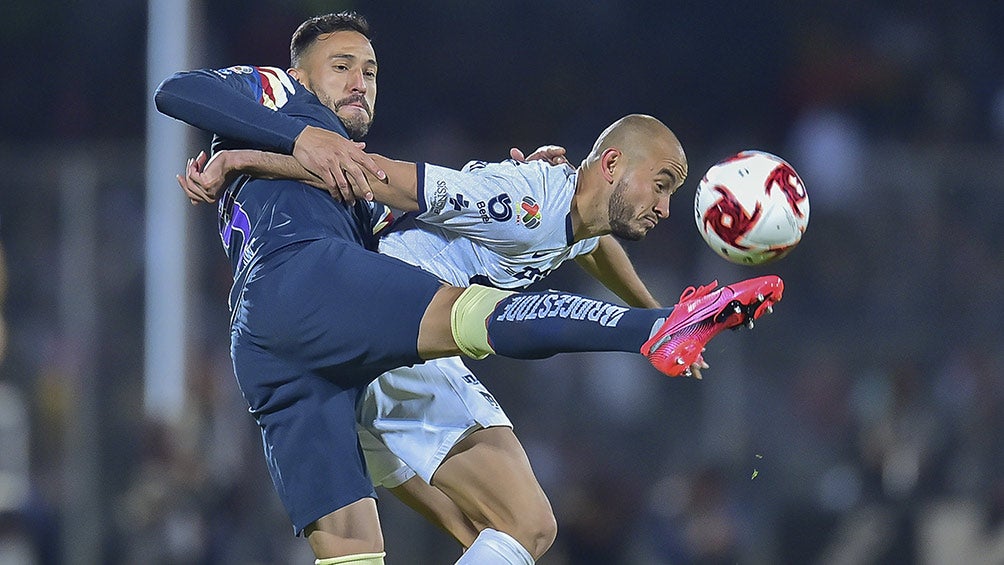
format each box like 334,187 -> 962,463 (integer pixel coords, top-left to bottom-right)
694,150 -> 809,265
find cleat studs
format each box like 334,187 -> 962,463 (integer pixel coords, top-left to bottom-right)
746,319 -> 755,330
734,305 -> 742,314
676,357 -> 685,365
684,368 -> 692,377
757,293 -> 764,302
766,305 -> 773,314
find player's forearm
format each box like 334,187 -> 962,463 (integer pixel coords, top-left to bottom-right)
221,150 -> 420,212
223,149 -> 318,184
365,154 -> 420,211
576,235 -> 660,308
155,70 -> 304,153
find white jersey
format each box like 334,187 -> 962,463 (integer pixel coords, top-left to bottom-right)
360,159 -> 602,488
379,159 -> 600,289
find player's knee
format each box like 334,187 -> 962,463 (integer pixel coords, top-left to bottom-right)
493,483 -> 556,558
450,285 -> 514,359
305,501 -> 384,559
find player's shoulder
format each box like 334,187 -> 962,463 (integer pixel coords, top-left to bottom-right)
212,65 -> 301,109
461,159 -> 573,191
460,158 -> 553,174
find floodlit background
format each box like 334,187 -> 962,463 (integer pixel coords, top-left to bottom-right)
3,1 -> 1004,563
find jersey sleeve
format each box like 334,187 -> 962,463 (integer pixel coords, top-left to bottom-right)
570,236 -> 600,258
154,66 -> 307,153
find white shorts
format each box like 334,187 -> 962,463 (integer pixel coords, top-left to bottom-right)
356,356 -> 512,488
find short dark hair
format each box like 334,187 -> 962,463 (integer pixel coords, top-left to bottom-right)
290,11 -> 372,66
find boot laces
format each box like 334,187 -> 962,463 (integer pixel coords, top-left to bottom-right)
678,280 -> 718,303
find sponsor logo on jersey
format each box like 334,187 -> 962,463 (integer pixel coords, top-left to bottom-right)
479,391 -> 500,409
495,293 -> 627,327
518,196 -> 541,229
449,192 -> 470,211
512,266 -> 549,284
476,193 -> 513,223
430,180 -> 449,214
214,65 -> 255,77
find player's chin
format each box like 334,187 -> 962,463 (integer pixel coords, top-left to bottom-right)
339,112 -> 373,139
611,225 -> 647,242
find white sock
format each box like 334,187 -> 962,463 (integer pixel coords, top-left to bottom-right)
454,528 -> 534,565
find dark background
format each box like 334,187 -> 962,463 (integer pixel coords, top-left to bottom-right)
2,1 -> 1003,563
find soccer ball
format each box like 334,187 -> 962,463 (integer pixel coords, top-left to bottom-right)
694,150 -> 809,265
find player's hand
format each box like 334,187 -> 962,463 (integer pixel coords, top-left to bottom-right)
292,125 -> 386,204
510,145 -> 568,166
177,150 -> 230,204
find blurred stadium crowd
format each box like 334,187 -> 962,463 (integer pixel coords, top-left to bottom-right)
2,1 -> 1004,563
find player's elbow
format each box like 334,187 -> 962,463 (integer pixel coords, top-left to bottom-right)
153,71 -> 205,117
525,512 -> 558,558
153,74 -> 185,115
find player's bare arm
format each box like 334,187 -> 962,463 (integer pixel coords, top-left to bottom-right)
575,235 -> 660,308
178,149 -> 326,203
179,148 -> 422,211
180,143 -> 571,207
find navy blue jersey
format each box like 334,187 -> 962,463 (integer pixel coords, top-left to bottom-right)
155,66 -> 394,308
156,66 -> 446,532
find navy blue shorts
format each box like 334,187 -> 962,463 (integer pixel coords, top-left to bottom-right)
230,238 -> 443,534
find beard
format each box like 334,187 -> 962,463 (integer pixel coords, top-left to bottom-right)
608,179 -> 647,241
318,92 -> 374,139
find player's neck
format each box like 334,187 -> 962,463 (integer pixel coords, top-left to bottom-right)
569,170 -> 612,242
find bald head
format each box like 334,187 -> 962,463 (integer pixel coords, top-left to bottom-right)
585,114 -> 688,183
572,114 -> 689,242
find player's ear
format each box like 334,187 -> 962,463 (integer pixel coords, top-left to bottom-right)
287,67 -> 306,85
600,148 -> 620,184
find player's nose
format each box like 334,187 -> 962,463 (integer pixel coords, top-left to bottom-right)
655,195 -> 671,219
348,69 -> 367,92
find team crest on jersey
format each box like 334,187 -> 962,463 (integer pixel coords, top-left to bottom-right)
213,65 -> 254,77
518,196 -> 541,229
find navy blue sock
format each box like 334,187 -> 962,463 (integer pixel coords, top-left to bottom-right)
486,290 -> 672,359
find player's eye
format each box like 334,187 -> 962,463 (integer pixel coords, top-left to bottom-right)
364,69 -> 377,79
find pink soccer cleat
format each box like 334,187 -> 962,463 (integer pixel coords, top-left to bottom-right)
642,275 -> 784,377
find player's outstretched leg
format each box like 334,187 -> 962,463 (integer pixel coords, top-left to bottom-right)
445,275 -> 784,378
641,275 -> 783,376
